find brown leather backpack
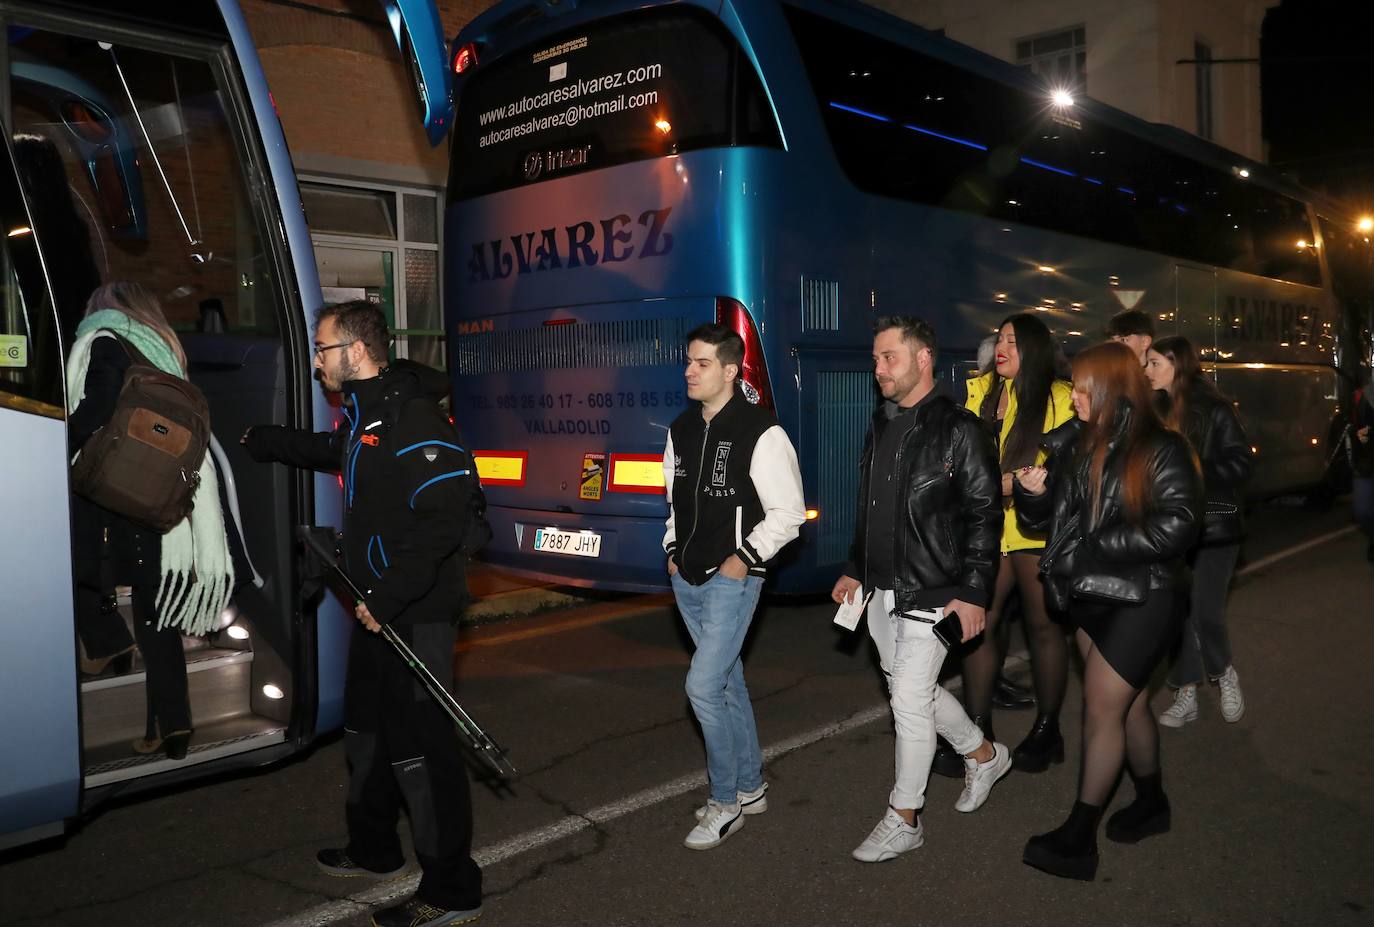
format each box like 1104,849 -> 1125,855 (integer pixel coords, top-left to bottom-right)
71,338 -> 211,532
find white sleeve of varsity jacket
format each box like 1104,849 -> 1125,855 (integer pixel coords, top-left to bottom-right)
662,431 -> 677,556
737,424 -> 806,567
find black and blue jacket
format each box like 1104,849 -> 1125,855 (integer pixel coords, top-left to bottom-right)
246,360 -> 476,624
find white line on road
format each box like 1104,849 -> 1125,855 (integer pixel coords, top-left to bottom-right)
263,521 -> 1359,927
1235,525 -> 1356,578
261,704 -> 890,927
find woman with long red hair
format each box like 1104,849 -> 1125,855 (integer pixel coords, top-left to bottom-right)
1013,341 -> 1202,880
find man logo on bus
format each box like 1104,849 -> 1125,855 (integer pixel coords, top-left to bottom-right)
711,442 -> 732,488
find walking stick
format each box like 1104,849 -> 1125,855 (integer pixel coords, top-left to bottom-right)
298,527 -> 518,779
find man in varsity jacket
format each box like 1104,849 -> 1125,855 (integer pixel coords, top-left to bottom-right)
662,323 -> 805,851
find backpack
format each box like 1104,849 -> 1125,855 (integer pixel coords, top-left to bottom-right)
391,396 -> 492,557
71,338 -> 211,533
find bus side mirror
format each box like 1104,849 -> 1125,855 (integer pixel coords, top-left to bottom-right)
377,0 -> 454,146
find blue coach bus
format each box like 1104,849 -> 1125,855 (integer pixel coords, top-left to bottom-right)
443,0 -> 1372,594
0,0 -> 451,850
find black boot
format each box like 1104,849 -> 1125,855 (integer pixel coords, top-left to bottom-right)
931,735 -> 964,778
992,675 -> 1036,710
1012,714 -> 1065,773
1106,771 -> 1171,843
1023,801 -> 1101,881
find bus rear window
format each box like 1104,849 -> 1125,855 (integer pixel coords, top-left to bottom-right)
450,7 -> 780,199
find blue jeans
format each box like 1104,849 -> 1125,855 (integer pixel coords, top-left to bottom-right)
671,571 -> 766,803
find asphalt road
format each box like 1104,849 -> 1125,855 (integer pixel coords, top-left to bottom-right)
1,499 -> 1370,927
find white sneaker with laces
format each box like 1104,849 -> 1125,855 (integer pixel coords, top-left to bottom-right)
1159,685 -> 1198,728
955,742 -> 1012,813
1217,666 -> 1245,723
851,807 -> 923,862
684,801 -> 743,850
695,783 -> 768,821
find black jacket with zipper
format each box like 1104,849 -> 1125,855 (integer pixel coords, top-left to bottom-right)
1179,391 -> 1253,546
244,360 -> 475,624
1015,408 -> 1203,591
844,393 -> 1002,611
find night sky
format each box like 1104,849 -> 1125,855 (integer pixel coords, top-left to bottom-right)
1262,0 -> 1374,209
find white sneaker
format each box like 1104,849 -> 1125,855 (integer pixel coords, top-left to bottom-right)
1217,666 -> 1245,723
684,801 -> 743,850
1159,685 -> 1198,728
695,783 -> 768,821
955,742 -> 1012,813
851,808 -> 923,862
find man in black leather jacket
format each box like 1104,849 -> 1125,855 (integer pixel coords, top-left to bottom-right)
243,301 -> 483,927
832,316 -> 1010,863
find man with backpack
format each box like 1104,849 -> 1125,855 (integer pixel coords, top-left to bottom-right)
243,300 -> 485,927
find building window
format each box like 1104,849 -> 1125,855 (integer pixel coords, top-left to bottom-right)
1015,26 -> 1086,92
1195,40 -> 1214,141
301,179 -> 444,369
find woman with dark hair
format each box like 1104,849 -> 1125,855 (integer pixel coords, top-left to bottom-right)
1013,341 -> 1202,880
1146,336 -> 1254,726
958,313 -> 1075,770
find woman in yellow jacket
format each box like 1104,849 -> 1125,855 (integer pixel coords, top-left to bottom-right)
961,313 -> 1075,772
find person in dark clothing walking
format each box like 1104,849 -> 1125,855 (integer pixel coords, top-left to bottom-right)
67,281 -> 235,760
1014,341 -> 1202,881
832,316 -> 1011,863
243,300 -> 483,927
1351,372 -> 1374,563
1146,336 -> 1254,726
663,323 -> 806,851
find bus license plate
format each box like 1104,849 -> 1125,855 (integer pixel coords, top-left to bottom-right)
533,527 -> 602,558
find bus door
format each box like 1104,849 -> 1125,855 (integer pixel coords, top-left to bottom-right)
0,132 -> 79,851
794,348 -> 876,578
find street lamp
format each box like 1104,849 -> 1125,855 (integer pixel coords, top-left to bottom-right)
1050,88 -> 1075,108
1356,216 -> 1373,235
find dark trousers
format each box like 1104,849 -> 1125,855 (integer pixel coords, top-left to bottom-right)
343,622 -> 482,910
1168,544 -> 1240,687
73,496 -> 190,737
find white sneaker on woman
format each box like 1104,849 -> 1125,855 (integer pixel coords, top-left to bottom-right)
1159,685 -> 1198,728
1217,666 -> 1245,723
851,808 -> 923,862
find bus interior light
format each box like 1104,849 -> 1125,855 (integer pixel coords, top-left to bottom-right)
226,624 -> 250,641
262,684 -> 285,700
453,42 -> 478,75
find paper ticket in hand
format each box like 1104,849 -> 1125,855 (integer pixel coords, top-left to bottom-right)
833,586 -> 871,631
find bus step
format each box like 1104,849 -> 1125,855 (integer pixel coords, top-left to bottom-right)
83,721 -> 288,787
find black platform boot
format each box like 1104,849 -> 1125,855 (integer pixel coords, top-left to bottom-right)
1023,801 -> 1102,881
1012,714 -> 1065,773
1106,771 -> 1171,843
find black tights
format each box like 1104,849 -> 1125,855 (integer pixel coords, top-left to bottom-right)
1076,629 -> 1159,806
962,552 -> 1068,719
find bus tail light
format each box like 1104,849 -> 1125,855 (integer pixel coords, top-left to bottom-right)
473,450 -> 527,486
452,42 -> 479,75
607,453 -> 666,494
715,297 -> 773,410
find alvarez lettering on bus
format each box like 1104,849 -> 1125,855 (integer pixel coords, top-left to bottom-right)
524,418 -> 613,435
468,207 -> 673,281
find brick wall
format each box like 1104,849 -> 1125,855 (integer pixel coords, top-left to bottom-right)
242,0 -> 498,178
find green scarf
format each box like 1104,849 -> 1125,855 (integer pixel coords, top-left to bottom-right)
67,310 -> 235,636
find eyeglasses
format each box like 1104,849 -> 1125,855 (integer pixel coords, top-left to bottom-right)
313,341 -> 353,359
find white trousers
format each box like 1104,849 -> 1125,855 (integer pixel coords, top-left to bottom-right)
867,589 -> 985,810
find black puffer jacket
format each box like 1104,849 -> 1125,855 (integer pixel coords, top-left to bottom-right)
847,394 -> 1002,611
1015,407 -> 1202,591
245,360 -> 475,624
1179,392 -> 1253,545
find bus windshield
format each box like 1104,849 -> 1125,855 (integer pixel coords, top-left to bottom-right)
450,6 -> 780,199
